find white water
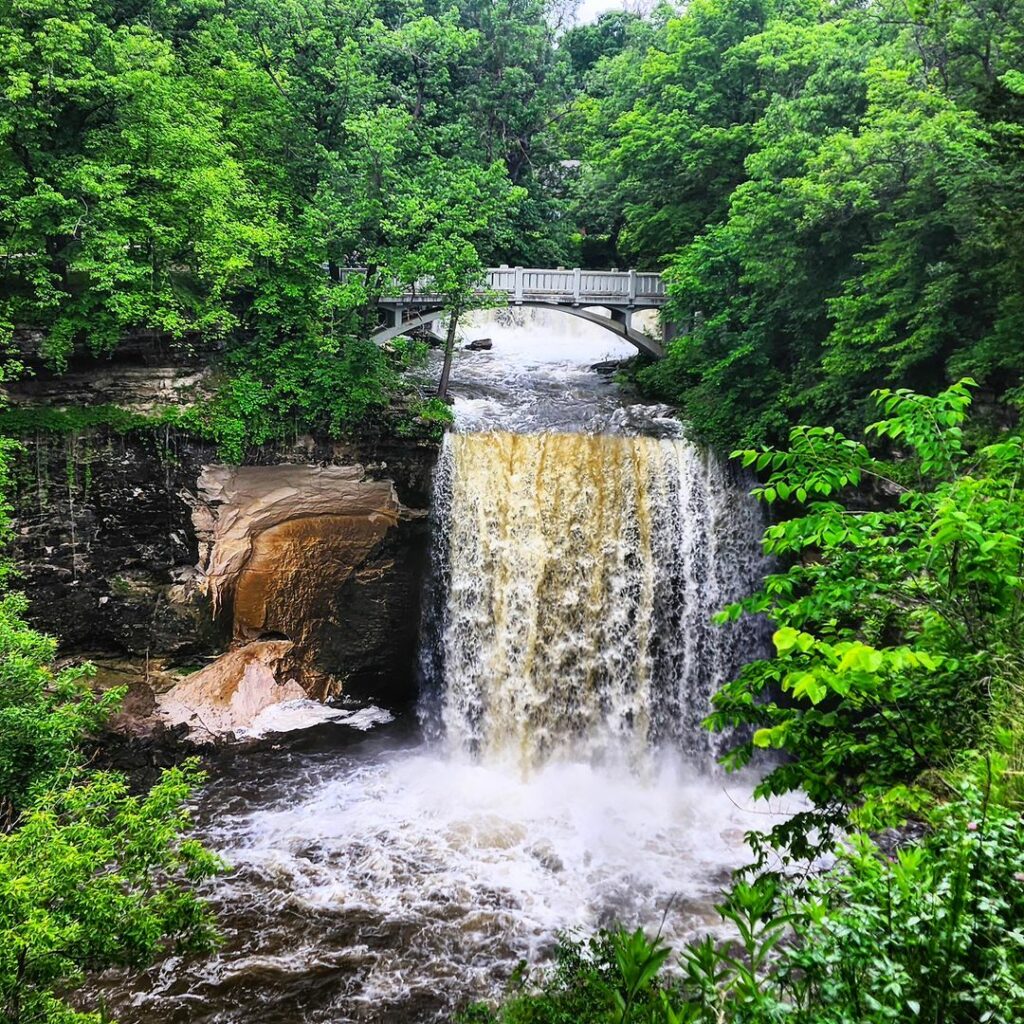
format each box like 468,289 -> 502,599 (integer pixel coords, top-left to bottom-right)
428,431 -> 766,768
237,700 -> 395,739
99,308 -> 786,1024
180,751 -> 793,1021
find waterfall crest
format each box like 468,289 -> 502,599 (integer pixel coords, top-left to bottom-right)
427,430 -> 766,768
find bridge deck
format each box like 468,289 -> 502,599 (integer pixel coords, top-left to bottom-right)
341,267 -> 667,308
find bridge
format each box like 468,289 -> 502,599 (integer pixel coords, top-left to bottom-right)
343,267 -> 670,359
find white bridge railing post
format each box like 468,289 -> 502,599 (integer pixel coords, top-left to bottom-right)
628,269 -> 637,305
573,268 -> 581,305
514,266 -> 524,303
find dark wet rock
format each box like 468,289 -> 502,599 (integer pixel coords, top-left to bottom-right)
530,842 -> 565,873
590,358 -> 627,374
6,358 -> 438,707
466,337 -> 493,351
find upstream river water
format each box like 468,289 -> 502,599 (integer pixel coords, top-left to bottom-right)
96,309 -> 791,1023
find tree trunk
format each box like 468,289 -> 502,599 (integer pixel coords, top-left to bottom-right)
436,303 -> 462,399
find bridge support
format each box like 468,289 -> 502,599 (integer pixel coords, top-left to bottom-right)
369,304 -> 664,359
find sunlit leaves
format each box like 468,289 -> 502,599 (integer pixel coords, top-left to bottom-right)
708,382 -> 1024,861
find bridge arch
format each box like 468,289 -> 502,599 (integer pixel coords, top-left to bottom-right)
370,303 -> 665,360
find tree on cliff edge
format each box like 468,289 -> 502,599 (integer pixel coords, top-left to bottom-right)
381,159 -> 524,399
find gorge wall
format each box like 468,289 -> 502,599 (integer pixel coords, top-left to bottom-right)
5,346 -> 437,728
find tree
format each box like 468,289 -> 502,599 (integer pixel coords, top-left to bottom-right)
0,0 -> 282,366
562,10 -> 643,83
381,158 -> 524,398
572,0 -> 1024,447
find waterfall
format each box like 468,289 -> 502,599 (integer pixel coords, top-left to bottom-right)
424,430 -> 767,769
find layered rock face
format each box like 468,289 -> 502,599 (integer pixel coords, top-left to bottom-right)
194,464 -> 423,698
7,353 -> 437,716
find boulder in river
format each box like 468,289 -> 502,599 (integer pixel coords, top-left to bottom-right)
157,639 -> 305,740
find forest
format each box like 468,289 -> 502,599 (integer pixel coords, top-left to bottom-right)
1,0 -> 1024,1022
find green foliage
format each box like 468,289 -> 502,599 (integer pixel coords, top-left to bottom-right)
0,591 -> 117,819
397,397 -> 456,441
0,404 -> 175,438
458,931 -> 625,1024
0,0 -> 280,367
0,765 -> 221,1024
1,0 -> 574,435
182,336 -> 435,461
575,0 -> 1024,447
561,11 -> 644,84
708,380 -> 1024,858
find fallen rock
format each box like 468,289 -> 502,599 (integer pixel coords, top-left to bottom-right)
157,640 -> 305,739
465,338 -> 493,351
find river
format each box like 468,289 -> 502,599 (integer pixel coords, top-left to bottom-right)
95,308 -> 789,1023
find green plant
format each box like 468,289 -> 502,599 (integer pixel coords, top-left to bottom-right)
707,380 -> 1024,860
576,0 -> 1024,448
396,397 -> 455,441
0,765 -> 222,1024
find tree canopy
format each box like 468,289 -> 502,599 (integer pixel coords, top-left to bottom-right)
569,0 -> 1024,447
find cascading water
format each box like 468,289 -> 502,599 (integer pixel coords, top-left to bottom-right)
93,308 -> 792,1024
426,430 -> 766,768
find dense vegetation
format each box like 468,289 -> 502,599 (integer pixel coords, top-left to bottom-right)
5,0 -> 1018,453
3,0 -> 1024,1022
0,0 -> 584,451
463,780 -> 1024,1023
568,0 -> 1024,448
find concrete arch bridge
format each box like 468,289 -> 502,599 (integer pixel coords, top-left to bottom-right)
342,267 -> 671,359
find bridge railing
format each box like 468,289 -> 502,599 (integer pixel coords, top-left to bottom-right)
339,267 -> 666,306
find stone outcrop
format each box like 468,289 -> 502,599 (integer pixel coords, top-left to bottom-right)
192,463 -> 420,697
10,429 -> 225,658
195,464 -> 400,610
6,355 -> 438,709
157,640 -> 305,739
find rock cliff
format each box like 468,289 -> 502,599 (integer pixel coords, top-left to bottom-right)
6,349 -> 438,722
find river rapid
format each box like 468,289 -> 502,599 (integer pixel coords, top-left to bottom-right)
95,308 -> 790,1023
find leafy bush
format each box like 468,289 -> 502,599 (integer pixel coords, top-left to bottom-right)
583,0 -> 1024,448
0,338 -> 451,461
468,769 -> 1024,1024
0,765 -> 221,1024
707,380 -> 1024,859
182,335 -> 443,460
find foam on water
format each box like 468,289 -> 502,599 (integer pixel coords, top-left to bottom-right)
238,701 -> 395,739
106,742 -> 793,1023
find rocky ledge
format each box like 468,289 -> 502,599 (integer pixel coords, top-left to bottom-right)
7,354 -> 439,725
